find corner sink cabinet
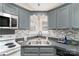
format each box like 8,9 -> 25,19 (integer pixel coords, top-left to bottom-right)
21,46 -> 56,56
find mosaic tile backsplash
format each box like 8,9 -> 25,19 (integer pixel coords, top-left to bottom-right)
15,30 -> 79,41
49,30 -> 79,41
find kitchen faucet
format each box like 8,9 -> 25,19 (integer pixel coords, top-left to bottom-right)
37,31 -> 42,37
36,31 -> 42,44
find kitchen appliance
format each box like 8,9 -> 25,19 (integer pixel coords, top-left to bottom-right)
0,12 -> 18,29
0,35 -> 21,56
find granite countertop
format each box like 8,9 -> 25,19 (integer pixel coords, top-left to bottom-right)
50,40 -> 79,55
20,37 -> 79,55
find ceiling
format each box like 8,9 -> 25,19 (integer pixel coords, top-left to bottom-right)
15,3 -> 65,11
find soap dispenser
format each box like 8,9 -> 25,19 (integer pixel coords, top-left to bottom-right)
64,36 -> 68,44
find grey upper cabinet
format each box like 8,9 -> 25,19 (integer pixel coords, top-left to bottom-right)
3,3 -> 18,16
71,3 -> 79,28
18,8 -> 30,30
0,3 -> 2,12
57,4 -> 71,29
1,3 -> 30,30
48,10 -> 56,30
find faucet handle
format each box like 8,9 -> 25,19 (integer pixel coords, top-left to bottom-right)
38,31 -> 42,36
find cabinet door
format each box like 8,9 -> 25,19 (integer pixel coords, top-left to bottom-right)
18,8 -> 30,29
3,3 -> 18,16
40,47 -> 54,53
71,3 -> 79,28
24,47 -> 39,53
57,5 -> 71,29
21,47 -> 39,56
40,54 -> 55,56
48,10 -> 56,29
40,47 -> 56,56
23,53 -> 39,56
0,3 -> 2,12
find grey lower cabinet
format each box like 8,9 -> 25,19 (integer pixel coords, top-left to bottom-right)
21,47 -> 39,56
21,46 -> 56,56
3,3 -> 18,16
0,3 -> 2,12
56,4 -> 71,29
71,3 -> 79,29
18,8 -> 30,30
48,10 -> 57,30
40,47 -> 56,56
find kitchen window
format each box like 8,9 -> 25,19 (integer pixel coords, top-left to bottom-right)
30,14 -> 48,31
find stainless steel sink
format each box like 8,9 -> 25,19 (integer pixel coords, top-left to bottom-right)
26,38 -> 52,46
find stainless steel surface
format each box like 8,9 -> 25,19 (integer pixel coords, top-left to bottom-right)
0,12 -> 18,29
26,37 -> 52,46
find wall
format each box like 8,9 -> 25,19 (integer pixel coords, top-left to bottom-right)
15,30 -> 29,38
15,30 -> 49,39
0,29 -> 15,35
49,30 -> 79,41
14,29 -> 79,42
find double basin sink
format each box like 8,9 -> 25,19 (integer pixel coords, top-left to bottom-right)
26,36 -> 52,46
